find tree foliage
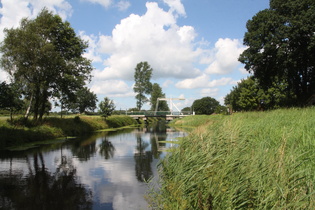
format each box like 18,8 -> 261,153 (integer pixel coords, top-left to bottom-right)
150,83 -> 169,111
0,81 -> 23,119
62,87 -> 98,114
224,76 -> 294,111
239,0 -> 315,105
0,8 -> 93,120
192,97 -> 220,115
133,61 -> 153,110
99,97 -> 115,118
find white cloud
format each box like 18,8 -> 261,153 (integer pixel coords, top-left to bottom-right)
175,74 -> 210,89
0,71 -> 10,82
176,75 -> 238,89
94,2 -> 202,80
205,38 -> 246,75
200,88 -> 219,97
90,80 -> 134,97
79,31 -> 102,63
208,77 -> 236,87
116,1 -> 130,11
81,0 -> 112,8
0,0 -> 72,43
163,0 -> 186,17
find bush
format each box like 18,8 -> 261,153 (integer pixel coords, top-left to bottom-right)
106,115 -> 137,128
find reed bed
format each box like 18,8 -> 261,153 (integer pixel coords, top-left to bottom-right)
150,107 -> 315,209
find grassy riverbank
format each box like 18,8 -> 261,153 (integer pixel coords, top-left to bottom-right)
150,107 -> 315,209
0,115 -> 137,149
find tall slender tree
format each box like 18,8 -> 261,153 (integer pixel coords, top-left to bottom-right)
150,83 -> 169,111
0,8 -> 93,120
133,61 -> 153,110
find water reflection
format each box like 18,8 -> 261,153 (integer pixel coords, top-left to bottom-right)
0,121 -> 185,209
99,137 -> 115,160
0,152 -> 92,209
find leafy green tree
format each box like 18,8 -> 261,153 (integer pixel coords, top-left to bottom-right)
133,61 -> 153,110
63,87 -> 97,114
181,107 -> 191,113
192,97 -> 220,115
0,9 -> 93,121
0,81 -> 23,120
150,83 -> 169,111
239,0 -> 315,105
224,76 -> 294,111
99,97 -> 115,118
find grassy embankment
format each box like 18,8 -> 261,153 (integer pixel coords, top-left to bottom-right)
0,115 -> 138,149
149,107 -> 315,209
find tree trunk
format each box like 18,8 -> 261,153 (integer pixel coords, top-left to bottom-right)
38,89 -> 48,121
24,93 -> 33,119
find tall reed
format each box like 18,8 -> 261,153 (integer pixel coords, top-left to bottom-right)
150,108 -> 315,209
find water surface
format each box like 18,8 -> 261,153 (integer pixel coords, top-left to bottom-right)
0,122 -> 185,209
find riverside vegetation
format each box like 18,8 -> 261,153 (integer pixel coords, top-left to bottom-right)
0,115 -> 139,150
149,107 -> 315,209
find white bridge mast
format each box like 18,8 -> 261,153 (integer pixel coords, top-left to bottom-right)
155,97 -> 185,115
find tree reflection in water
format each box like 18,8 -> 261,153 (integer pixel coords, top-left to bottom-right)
0,152 -> 92,209
99,136 -> 115,159
134,132 -> 153,182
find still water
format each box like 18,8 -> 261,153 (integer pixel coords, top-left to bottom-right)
0,121 -> 185,210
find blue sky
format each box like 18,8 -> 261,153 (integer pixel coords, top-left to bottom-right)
0,0 -> 270,111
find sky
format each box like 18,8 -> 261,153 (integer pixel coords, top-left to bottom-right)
0,0 -> 270,111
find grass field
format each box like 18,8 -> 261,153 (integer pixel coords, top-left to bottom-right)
148,107 -> 315,209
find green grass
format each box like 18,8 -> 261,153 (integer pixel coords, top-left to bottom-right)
0,115 -> 137,149
149,107 -> 315,209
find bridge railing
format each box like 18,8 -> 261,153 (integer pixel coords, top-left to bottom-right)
126,111 -> 192,116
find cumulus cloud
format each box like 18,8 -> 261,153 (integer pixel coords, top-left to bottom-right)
90,80 -> 134,97
205,38 -> 246,75
175,74 -> 210,89
79,31 -> 102,63
163,0 -> 186,17
93,2 -> 202,81
0,0 -> 72,42
176,75 -> 238,89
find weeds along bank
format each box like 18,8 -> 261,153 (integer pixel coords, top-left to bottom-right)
0,115 -> 137,149
151,108 -> 315,209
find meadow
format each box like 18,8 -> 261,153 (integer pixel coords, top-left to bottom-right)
149,107 -> 315,209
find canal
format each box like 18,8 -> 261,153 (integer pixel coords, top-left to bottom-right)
0,121 -> 185,209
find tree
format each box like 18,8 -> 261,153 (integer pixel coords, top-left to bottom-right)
0,8 -> 93,121
99,97 -> 115,118
224,76 -> 294,112
133,61 -> 153,110
150,83 -> 169,111
63,87 -> 98,114
192,97 -> 220,115
0,81 -> 23,120
239,0 -> 315,105
181,107 -> 191,112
